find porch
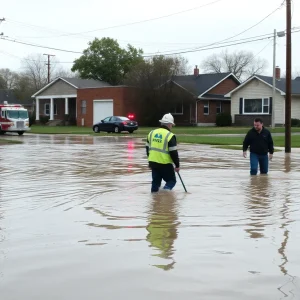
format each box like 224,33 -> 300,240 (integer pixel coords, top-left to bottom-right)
35,96 -> 77,122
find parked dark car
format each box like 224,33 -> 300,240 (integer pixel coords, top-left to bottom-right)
93,116 -> 138,133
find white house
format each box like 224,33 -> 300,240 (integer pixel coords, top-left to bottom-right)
225,68 -> 300,126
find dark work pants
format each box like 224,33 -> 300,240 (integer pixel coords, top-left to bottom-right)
250,152 -> 269,175
151,164 -> 176,193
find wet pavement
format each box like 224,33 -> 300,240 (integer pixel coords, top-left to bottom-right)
0,134 -> 300,300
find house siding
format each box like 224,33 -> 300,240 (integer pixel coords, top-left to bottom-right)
208,77 -> 239,95
291,96 -> 300,119
37,79 -> 77,97
231,78 -> 284,125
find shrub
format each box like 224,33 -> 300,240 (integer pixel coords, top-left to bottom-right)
29,112 -> 36,127
39,115 -> 50,125
216,113 -> 232,127
291,118 -> 300,127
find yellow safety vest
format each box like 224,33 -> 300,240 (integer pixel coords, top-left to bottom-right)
148,128 -> 174,164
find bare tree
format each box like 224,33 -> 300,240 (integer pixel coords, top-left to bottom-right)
201,50 -> 268,80
21,54 -> 49,91
0,69 -> 19,89
21,53 -> 78,92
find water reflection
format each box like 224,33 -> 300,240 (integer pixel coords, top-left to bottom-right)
146,191 -> 180,271
284,154 -> 291,173
277,179 -> 296,297
244,176 -> 271,239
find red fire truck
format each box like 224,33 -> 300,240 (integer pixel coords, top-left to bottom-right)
0,101 -> 30,135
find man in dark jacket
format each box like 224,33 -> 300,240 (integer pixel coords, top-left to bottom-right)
243,118 -> 274,175
146,113 -> 180,193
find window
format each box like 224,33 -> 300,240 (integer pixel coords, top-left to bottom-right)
44,103 -> 57,115
216,101 -> 222,114
243,98 -> 269,114
81,100 -> 86,114
203,101 -> 209,115
170,102 -> 183,115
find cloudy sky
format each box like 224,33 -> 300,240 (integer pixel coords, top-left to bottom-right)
1,0 -> 299,78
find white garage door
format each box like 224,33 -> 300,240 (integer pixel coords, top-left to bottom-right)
93,100 -> 113,124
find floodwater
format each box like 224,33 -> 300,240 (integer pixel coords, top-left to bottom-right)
0,134 -> 300,300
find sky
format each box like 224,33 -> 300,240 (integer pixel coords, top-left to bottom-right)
1,0 -> 299,79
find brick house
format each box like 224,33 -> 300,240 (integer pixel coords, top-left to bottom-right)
32,77 -> 140,127
169,66 -> 241,125
32,68 -> 240,127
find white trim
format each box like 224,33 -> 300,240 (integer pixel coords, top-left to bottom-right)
216,101 -> 222,114
243,97 -> 270,115
203,100 -> 209,115
36,94 -> 77,99
31,77 -> 78,98
44,103 -> 58,116
224,75 -> 285,97
198,73 -> 241,98
93,99 -> 113,102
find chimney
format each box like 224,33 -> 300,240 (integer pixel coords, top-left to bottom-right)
275,66 -> 281,80
194,65 -> 199,77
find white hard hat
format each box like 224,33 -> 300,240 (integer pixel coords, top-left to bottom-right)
159,113 -> 175,125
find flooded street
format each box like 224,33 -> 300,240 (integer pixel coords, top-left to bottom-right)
1,134 -> 300,299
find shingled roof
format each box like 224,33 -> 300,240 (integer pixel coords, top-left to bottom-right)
32,77 -> 111,97
172,72 -> 239,97
60,77 -> 111,89
225,75 -> 300,96
256,75 -> 300,95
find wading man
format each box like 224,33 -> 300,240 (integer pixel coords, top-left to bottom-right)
146,113 -> 180,193
243,117 -> 274,175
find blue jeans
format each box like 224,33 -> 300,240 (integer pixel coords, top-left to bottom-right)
151,164 -> 176,193
250,152 -> 269,175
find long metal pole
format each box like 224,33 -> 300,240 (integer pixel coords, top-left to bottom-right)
272,29 -> 276,128
285,0 -> 292,153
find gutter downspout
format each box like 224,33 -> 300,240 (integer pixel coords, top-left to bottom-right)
195,98 -> 201,126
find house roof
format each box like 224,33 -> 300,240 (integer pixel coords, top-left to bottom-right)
60,77 -> 111,89
172,72 -> 240,98
225,75 -> 300,97
256,75 -> 300,95
32,77 -> 111,97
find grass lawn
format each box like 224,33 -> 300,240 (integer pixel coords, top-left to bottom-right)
0,139 -> 23,145
177,135 -> 300,147
28,125 -> 300,148
211,145 -> 282,152
29,125 -> 300,135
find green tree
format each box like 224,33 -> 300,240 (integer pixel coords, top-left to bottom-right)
71,37 -> 143,85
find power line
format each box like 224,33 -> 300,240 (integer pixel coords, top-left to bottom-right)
5,0 -> 286,58
1,29 -> 299,59
5,0 -> 223,39
143,29 -> 300,57
0,36 -> 82,54
143,32 -> 275,56
185,0 -> 286,53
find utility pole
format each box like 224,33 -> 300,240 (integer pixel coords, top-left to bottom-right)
272,29 -> 276,129
0,17 -> 5,36
285,0 -> 292,153
43,53 -> 55,83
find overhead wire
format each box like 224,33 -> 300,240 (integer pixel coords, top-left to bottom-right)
1,30 -> 300,60
5,0 -> 223,39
